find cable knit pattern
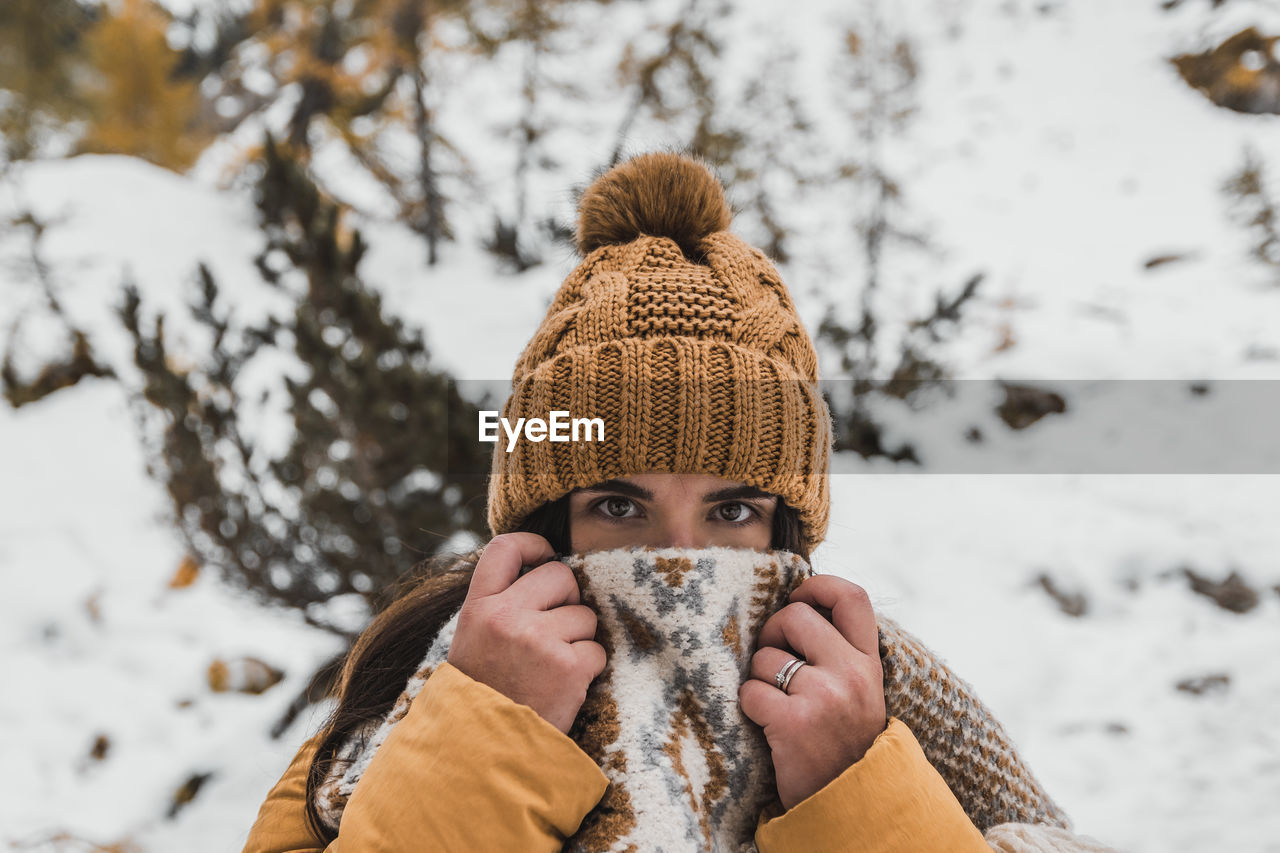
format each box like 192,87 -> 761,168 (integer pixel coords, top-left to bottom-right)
486,153 -> 833,551
316,547 -> 1115,852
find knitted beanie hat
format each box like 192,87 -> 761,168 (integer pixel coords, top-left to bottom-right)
485,151 -> 833,551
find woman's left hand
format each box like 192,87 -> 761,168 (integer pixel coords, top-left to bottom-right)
739,575 -> 887,811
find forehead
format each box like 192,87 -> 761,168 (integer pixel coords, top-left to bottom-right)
623,472 -> 744,492
576,473 -> 775,501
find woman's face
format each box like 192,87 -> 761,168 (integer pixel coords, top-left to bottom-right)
568,472 -> 777,553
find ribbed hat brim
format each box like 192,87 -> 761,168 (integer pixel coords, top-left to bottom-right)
486,336 -> 832,549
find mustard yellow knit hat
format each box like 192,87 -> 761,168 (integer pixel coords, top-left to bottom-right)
485,151 -> 832,551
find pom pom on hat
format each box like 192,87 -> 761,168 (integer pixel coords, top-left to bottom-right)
576,151 -> 733,259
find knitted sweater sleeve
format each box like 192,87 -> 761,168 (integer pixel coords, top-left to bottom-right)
241,661 -> 610,853
752,715 -> 994,853
983,823 -> 1121,852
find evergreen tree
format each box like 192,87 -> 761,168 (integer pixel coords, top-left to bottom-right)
232,0 -> 477,263
608,0 -> 725,168
687,45 -> 817,264
118,135 -> 489,633
466,0 -> 590,272
811,9 -> 984,463
1,210 -> 115,408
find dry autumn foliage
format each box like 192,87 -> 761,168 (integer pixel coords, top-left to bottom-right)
168,554 -> 201,589
207,656 -> 286,694
78,0 -> 211,171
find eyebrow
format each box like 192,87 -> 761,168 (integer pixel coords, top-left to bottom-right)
576,479 -> 654,500
702,484 -> 775,503
575,479 -> 774,503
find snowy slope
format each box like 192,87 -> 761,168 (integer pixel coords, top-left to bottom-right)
2,0 -> 1279,850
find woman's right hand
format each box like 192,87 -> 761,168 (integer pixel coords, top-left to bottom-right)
446,532 -> 607,734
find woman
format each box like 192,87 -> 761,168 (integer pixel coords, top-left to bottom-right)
243,152 -> 1112,852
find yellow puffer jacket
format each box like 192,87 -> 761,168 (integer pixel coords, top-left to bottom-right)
242,660 -> 992,852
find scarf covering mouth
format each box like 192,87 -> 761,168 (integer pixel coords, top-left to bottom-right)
316,546 -> 1076,851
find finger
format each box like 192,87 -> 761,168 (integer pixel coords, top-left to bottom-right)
756,601 -> 847,667
572,639 -> 608,679
739,677 -> 787,726
508,561 -> 580,610
749,645 -> 811,693
788,575 -> 878,658
546,603 -> 598,642
468,533 -> 556,599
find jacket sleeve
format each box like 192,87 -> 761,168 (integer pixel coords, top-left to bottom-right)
241,731 -> 332,853
243,660 -> 610,853
753,716 -> 992,853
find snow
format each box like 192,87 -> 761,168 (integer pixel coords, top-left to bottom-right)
3,0 -> 1280,850
816,473 -> 1280,851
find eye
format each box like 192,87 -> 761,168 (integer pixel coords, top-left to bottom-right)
595,496 -> 641,520
714,502 -> 757,524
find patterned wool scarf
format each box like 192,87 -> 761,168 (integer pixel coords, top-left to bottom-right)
316,547 -> 1091,852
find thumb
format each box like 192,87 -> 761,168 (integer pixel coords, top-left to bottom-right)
468,533 -> 556,599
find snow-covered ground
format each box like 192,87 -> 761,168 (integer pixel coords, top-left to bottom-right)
3,1 -> 1279,850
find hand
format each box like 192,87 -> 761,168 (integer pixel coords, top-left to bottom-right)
446,533 -> 607,734
738,575 -> 887,811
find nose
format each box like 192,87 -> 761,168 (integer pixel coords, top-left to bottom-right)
653,517 -> 709,550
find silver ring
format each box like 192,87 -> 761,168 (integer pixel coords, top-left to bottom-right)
774,657 -> 807,694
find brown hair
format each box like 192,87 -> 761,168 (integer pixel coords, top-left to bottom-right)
302,491 -> 809,841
